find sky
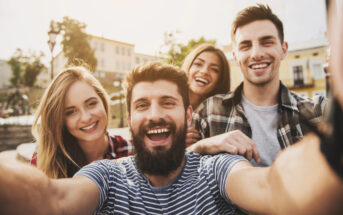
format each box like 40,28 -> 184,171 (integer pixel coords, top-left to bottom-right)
0,0 -> 327,65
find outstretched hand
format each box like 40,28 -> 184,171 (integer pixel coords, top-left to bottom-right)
187,130 -> 260,163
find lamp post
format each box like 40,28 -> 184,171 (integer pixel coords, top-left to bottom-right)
114,73 -> 124,127
47,21 -> 59,81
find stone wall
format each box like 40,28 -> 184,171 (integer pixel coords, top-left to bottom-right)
0,125 -> 34,151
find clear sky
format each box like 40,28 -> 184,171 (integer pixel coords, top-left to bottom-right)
0,0 -> 327,64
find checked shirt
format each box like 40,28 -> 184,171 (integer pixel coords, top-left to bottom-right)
192,82 -> 328,149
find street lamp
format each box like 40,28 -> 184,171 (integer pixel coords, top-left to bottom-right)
113,73 -> 125,127
47,21 -> 59,81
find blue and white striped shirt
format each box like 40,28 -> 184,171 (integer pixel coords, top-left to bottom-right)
75,151 -> 246,214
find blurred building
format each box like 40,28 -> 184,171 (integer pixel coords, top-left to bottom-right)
224,38 -> 328,98
0,59 -> 11,89
52,35 -> 160,86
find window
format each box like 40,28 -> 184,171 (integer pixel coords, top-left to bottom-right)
116,46 -> 119,55
122,47 -> 125,55
136,57 -> 140,64
127,48 -> 131,56
293,65 -> 304,86
100,43 -> 105,52
93,42 -> 98,51
312,63 -> 324,79
100,71 -> 105,78
100,59 -> 105,68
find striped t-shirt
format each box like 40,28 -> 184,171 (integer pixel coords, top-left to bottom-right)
75,151 -> 246,214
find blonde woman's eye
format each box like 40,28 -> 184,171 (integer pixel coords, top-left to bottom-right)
65,110 -> 75,116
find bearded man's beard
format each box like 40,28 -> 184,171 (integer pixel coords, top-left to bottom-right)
131,119 -> 187,176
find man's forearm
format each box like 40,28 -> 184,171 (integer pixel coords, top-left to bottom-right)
267,134 -> 343,214
0,159 -> 58,215
227,134 -> 343,214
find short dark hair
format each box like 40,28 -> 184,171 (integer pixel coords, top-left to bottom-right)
123,61 -> 189,115
231,4 -> 284,43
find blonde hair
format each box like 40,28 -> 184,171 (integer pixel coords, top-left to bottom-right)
182,43 -> 230,98
32,66 -> 110,178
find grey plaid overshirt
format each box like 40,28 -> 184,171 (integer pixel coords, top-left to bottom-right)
192,82 -> 328,149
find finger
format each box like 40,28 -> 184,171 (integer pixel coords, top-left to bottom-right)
222,143 -> 238,155
251,143 -> 261,163
245,146 -> 253,161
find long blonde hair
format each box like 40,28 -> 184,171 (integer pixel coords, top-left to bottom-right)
32,66 -> 110,178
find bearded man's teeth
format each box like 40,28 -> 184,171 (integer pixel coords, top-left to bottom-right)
147,128 -> 169,134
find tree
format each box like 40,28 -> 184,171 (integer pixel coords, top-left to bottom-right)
23,53 -> 45,87
55,17 -> 97,71
7,49 -> 23,87
160,34 -> 216,67
7,49 -> 46,87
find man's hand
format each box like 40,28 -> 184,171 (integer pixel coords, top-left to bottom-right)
188,130 -> 260,163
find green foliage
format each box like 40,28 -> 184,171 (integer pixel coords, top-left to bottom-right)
161,35 -> 216,67
7,49 -> 46,87
7,49 -> 23,86
23,53 -> 46,87
55,17 -> 97,71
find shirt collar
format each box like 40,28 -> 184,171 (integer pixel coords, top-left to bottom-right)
223,81 -> 299,112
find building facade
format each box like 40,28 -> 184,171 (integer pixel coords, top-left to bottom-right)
53,35 -> 160,86
0,59 -> 12,89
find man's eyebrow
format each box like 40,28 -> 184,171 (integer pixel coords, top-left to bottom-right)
260,35 -> 276,41
238,40 -> 251,46
161,95 -> 179,100
132,97 -> 148,104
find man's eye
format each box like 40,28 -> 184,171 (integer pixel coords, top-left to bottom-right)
239,45 -> 250,50
163,101 -> 175,107
136,103 -> 148,110
263,41 -> 274,46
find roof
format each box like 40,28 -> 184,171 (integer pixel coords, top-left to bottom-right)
288,38 -> 328,52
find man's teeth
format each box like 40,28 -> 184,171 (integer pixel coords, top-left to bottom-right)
251,63 -> 268,69
195,77 -> 208,84
147,128 -> 169,134
81,122 -> 97,130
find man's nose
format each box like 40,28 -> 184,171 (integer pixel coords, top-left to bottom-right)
251,44 -> 264,60
147,103 -> 164,122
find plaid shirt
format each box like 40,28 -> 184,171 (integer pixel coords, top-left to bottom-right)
31,133 -> 132,166
192,82 -> 328,149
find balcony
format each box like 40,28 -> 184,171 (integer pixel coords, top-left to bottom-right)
284,78 -> 315,90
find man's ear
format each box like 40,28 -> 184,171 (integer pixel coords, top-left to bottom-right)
281,41 -> 288,59
232,47 -> 239,65
186,105 -> 193,127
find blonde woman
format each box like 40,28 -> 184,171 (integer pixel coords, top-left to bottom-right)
182,43 -> 230,146
31,66 -> 131,178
